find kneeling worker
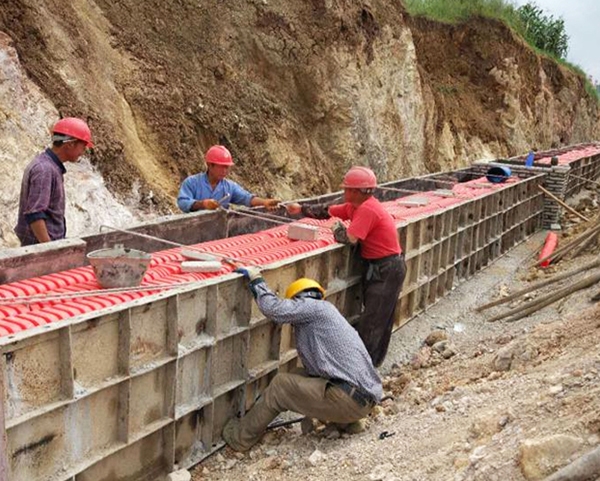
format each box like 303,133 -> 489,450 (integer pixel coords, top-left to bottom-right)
177,145 -> 280,212
223,267 -> 382,452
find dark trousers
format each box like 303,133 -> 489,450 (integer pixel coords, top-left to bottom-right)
355,254 -> 406,368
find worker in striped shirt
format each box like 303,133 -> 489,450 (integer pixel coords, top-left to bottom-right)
222,268 -> 382,452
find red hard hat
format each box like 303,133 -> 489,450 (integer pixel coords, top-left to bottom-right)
205,145 -> 234,166
341,166 -> 377,189
52,117 -> 94,148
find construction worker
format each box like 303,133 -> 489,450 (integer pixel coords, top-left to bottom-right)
222,268 -> 382,452
14,117 -> 94,246
177,145 -> 280,212
286,166 -> 406,367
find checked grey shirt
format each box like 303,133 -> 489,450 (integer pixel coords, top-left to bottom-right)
253,280 -> 383,401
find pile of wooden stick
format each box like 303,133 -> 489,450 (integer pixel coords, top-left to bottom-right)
530,216 -> 600,268
477,259 -> 600,322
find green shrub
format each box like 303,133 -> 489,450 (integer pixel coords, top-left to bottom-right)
404,0 -> 568,59
516,3 -> 568,59
403,0 -> 599,102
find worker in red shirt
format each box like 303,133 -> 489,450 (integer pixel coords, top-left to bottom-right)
286,166 -> 406,367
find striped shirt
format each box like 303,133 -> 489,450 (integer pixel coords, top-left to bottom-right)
177,173 -> 254,212
253,281 -> 382,401
14,149 -> 67,246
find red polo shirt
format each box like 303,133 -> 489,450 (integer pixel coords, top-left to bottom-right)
328,197 -> 401,260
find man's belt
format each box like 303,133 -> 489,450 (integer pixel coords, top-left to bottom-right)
329,379 -> 376,408
365,253 -> 404,265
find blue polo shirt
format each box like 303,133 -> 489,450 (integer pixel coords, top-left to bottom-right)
177,173 -> 254,212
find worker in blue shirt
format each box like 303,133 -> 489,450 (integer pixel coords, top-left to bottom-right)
177,145 -> 280,212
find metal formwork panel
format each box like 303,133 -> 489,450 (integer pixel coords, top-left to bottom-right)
247,322 -> 280,378
76,429 -> 169,481
174,408 -> 212,468
0,167 -> 550,481
3,330 -> 70,421
176,349 -> 211,418
211,388 -> 243,445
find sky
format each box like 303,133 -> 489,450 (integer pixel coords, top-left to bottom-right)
512,0 -> 600,83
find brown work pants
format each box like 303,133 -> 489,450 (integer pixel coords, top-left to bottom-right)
355,254 -> 406,368
223,370 -> 372,451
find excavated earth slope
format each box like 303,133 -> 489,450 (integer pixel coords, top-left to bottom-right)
0,0 -> 599,241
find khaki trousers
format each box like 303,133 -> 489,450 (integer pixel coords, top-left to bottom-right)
223,370 -> 373,451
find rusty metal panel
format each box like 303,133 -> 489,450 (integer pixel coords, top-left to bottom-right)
72,315 -> 120,391
215,280 -> 251,337
177,288 -> 210,347
76,429 -> 168,481
212,334 -> 247,391
129,363 -> 176,439
4,332 -> 64,421
174,408 -> 212,469
211,388 -> 243,445
130,300 -> 170,370
176,349 -> 211,417
247,323 -> 279,378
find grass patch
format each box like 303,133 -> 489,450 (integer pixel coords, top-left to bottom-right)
404,0 -> 525,29
404,0 -> 599,103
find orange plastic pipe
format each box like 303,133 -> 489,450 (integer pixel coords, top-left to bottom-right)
539,232 -> 559,268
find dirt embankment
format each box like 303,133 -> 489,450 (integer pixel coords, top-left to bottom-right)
1,1 -> 599,217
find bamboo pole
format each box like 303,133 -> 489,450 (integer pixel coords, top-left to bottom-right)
476,258 -> 600,312
377,185 -> 469,200
99,224 -> 257,266
569,228 -> 600,259
538,185 -> 590,222
226,206 -> 333,233
530,222 -> 600,267
487,270 -> 600,323
542,444 -> 600,481
567,173 -> 600,188
0,281 -> 207,306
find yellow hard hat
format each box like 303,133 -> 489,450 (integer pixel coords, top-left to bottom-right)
285,278 -> 326,299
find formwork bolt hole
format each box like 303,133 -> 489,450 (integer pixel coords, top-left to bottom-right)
5,352 -> 13,361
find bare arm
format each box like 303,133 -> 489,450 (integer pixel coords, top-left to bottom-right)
250,197 -> 280,210
29,219 -> 51,243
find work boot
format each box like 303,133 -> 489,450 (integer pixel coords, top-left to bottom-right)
300,417 -> 317,435
335,419 -> 366,434
222,418 -> 247,452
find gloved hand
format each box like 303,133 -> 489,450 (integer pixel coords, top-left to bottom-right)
234,265 -> 262,281
331,220 -> 350,244
202,199 -> 221,210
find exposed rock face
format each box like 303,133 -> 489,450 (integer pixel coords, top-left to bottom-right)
0,1 -> 598,246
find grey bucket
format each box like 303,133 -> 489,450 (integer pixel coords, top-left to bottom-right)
87,244 -> 152,288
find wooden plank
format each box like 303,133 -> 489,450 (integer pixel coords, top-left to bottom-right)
0,356 -> 10,480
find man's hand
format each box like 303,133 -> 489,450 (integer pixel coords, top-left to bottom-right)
191,199 -> 220,211
285,203 -> 302,215
263,199 -> 280,211
234,265 -> 262,281
202,199 -> 221,210
331,220 -> 350,244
